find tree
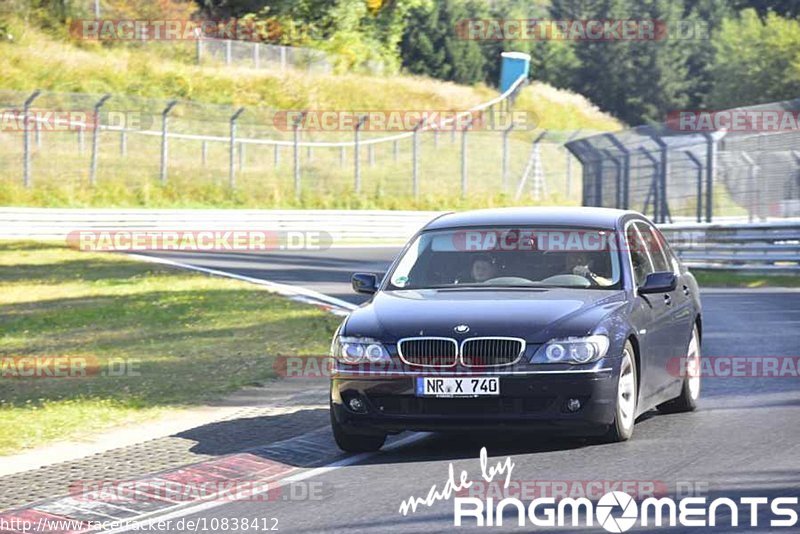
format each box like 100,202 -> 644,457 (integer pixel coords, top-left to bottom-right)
708,9 -> 800,108
400,0 -> 486,85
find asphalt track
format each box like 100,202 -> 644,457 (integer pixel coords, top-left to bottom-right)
140,248 -> 800,533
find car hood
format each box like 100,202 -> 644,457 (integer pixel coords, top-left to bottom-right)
343,288 -> 627,343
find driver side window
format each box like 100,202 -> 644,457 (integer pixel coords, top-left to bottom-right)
626,224 -> 653,287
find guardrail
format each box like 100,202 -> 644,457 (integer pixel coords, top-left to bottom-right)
0,207 -> 440,245
660,220 -> 800,273
1,208 -> 797,272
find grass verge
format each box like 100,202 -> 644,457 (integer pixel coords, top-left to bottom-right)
693,270 -> 800,288
0,241 -> 340,455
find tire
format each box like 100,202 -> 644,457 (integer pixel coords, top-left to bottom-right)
330,406 -> 386,453
658,325 -> 700,414
602,341 -> 638,442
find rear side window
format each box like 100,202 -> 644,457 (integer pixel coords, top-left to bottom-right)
635,222 -> 671,273
625,224 -> 653,287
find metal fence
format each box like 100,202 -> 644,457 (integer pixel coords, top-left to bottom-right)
196,38 -> 336,75
0,79 -> 591,204
566,98 -> 800,223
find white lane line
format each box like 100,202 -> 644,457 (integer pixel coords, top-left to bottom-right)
126,253 -> 358,313
102,432 -> 430,533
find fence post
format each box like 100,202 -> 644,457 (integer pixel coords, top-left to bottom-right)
228,107 -> 245,188
89,93 -> 111,186
501,123 -> 513,192
160,100 -> 177,185
196,36 -> 202,65
603,150 -> 622,208
564,130 -> 582,199
638,147 -> 660,218
34,115 -> 41,149
741,152 -> 760,222
280,46 -> 287,71
274,144 -> 280,167
225,39 -> 232,65
393,140 -> 399,162
120,130 -> 127,157
685,151 -> 704,223
603,133 -> 630,209
253,42 -> 260,69
702,132 -> 716,222
412,123 -> 421,197
354,115 -> 367,193
22,89 -> 41,188
293,113 -> 305,199
647,133 -> 670,223
201,140 -> 207,167
460,118 -> 472,199
368,144 -> 375,167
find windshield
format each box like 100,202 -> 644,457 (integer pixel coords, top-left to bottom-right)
386,227 -> 622,290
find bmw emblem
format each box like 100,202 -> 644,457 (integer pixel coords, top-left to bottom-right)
454,324 -> 470,334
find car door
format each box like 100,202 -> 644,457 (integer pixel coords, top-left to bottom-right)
624,222 -> 666,403
647,223 -> 696,377
634,221 -> 686,398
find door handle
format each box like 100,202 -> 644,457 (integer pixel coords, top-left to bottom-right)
664,294 -> 672,305
682,285 -> 690,296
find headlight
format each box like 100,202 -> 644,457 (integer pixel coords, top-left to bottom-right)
532,335 -> 609,364
332,336 -> 391,365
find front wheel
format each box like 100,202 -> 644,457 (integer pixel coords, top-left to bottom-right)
603,341 -> 637,442
330,407 -> 386,453
658,325 -> 700,414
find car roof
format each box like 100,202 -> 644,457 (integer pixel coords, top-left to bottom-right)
423,207 -> 639,231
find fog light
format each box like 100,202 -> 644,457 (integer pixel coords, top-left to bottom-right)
348,397 -> 366,413
566,398 -> 582,412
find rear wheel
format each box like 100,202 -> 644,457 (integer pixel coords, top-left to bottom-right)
603,341 -> 637,442
658,325 -> 700,414
330,406 -> 386,453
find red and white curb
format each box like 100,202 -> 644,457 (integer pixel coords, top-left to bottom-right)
0,430 -> 427,534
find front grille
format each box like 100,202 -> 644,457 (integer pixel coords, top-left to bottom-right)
461,337 -> 524,367
398,337 -> 458,367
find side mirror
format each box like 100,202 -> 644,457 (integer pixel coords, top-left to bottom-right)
638,272 -> 677,294
351,273 -> 379,294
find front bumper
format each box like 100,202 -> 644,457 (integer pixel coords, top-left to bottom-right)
331,364 -> 619,436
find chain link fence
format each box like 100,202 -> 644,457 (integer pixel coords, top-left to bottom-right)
197,38 -> 335,74
0,80 -> 595,205
566,98 -> 800,222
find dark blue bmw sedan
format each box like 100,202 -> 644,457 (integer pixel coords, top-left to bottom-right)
329,207 -> 702,452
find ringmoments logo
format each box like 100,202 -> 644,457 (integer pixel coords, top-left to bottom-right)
398,448 -> 799,531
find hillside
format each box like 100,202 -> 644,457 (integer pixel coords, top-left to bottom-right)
0,18 -> 621,209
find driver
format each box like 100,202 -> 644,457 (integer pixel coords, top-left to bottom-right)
567,252 -> 612,286
471,254 -> 497,283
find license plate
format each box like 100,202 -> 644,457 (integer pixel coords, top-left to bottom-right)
416,377 -> 499,397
